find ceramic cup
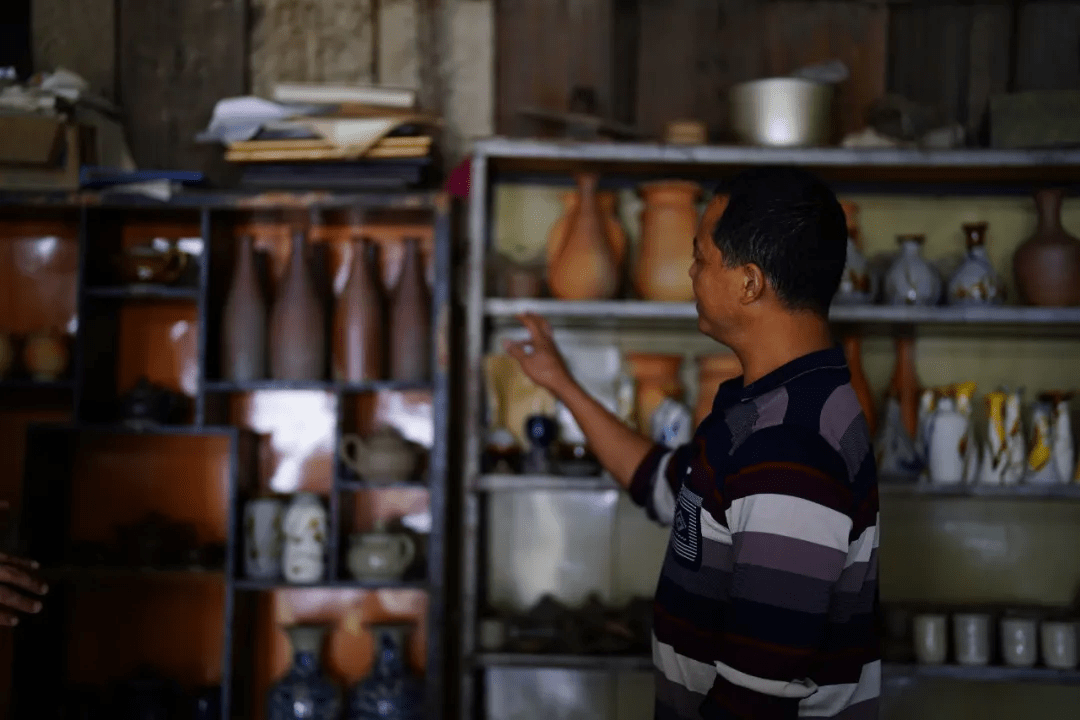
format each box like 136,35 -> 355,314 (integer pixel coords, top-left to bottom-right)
243,497 -> 284,580
953,613 -> 991,666
913,614 -> 948,664
1000,618 -> 1038,667
1041,621 -> 1079,669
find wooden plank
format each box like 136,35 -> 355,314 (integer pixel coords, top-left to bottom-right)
1014,2 -> 1080,91
117,0 -> 246,172
32,0 -> 115,99
249,0 -> 376,99
379,0 -> 421,90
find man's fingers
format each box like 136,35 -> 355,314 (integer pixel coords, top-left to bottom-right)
502,338 -> 526,362
0,553 -> 39,570
0,586 -> 43,615
0,612 -> 17,627
0,564 -> 47,596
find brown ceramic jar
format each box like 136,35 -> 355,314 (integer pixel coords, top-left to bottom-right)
546,173 -> 620,300
221,235 -> 267,381
1013,188 -> 1080,307
268,231 -> 326,381
389,237 -> 431,382
634,182 -> 705,301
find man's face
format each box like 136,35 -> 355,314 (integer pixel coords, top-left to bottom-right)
690,196 -> 745,342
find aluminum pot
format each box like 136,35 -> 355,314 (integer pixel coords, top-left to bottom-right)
728,77 -> 834,147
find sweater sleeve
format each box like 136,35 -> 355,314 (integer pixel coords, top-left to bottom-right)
701,426 -> 855,720
627,439 -> 699,527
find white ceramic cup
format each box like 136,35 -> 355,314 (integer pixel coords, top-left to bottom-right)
953,613 -> 991,666
913,614 -> 948,664
242,497 -> 284,580
1000,618 -> 1038,667
1041,621 -> 1079,669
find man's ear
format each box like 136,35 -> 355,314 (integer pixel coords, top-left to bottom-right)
741,263 -> 766,305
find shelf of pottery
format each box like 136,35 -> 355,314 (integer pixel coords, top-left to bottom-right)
460,138 -> 1080,720
3,195 -> 452,720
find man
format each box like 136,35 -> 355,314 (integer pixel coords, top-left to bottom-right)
505,166 -> 880,719
0,500 -> 48,627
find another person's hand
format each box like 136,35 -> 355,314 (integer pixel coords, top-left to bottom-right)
0,501 -> 48,626
503,313 -> 574,395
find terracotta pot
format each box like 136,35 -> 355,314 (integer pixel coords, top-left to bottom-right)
221,235 -> 267,381
546,173 -> 620,300
546,186 -> 627,269
1014,189 -> 1080,306
842,335 -> 877,435
268,231 -> 326,381
634,181 -> 705,301
333,238 -> 385,382
389,237 -> 432,382
887,335 -> 922,438
626,353 -> 685,433
694,353 -> 742,426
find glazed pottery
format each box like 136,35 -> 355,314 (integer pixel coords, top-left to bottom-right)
221,234 -> 267,381
834,201 -> 878,305
650,397 -> 694,447
546,173 -> 620,300
1014,188 -> 1080,306
268,623 -> 343,720
333,238 -> 385,382
269,231 -> 326,380
877,397 -> 919,478
693,353 -> 743,426
626,353 -> 685,433
913,614 -> 947,664
522,414 -> 558,474
282,493 -> 328,584
347,529 -> 416,581
952,382 -> 980,484
1041,621 -> 1079,669
978,391 -> 1010,485
1004,388 -> 1025,485
927,396 -> 967,485
888,336 -> 922,439
348,623 -> 424,720
842,335 -> 877,434
389,237 -> 431,382
634,181 -> 704,301
947,222 -> 1004,305
1024,401 -> 1061,484
338,427 -> 419,484
23,328 -> 69,381
884,234 -> 941,306
243,496 -> 284,580
1000,617 -> 1038,667
953,613 -> 991,666
1044,392 -> 1076,482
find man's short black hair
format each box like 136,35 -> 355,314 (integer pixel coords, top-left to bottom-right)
712,166 -> 847,317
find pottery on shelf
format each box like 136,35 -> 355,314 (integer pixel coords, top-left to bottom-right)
268,623 -> 343,720
113,239 -> 189,285
389,237 -> 432,382
546,173 -> 620,300
626,353 -> 685,434
834,201 -> 878,305
243,496 -> 284,580
884,234 -> 942,306
694,353 -> 742,426
282,493 -> 328,584
888,336 -> 922,439
347,528 -> 416,582
977,390 -> 1010,486
221,234 -> 267,381
948,222 -> 1005,305
1043,391 -> 1076,483
1014,188 -> 1080,306
338,427 -> 419,484
1004,388 -> 1026,485
634,181 -> 704,301
1024,401 -> 1062,485
927,395 -> 967,486
269,231 -> 326,381
333,237 -> 385,382
23,328 -> 69,381
348,622 -> 424,720
842,335 -> 877,435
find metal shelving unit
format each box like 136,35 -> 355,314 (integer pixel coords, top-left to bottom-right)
460,137 -> 1080,720
4,190 -> 453,720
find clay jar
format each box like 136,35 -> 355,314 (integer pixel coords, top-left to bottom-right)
546,173 -> 620,300
1014,188 -> 1080,306
634,181 -> 705,301
842,335 -> 877,435
546,183 -> 627,275
268,231 -> 326,381
333,237 -> 384,382
626,353 -> 685,433
694,353 -> 742,426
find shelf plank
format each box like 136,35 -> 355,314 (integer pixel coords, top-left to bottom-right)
473,653 -> 653,671
880,481 -> 1080,500
232,578 -> 427,591
474,474 -> 618,492
84,285 -> 200,300
27,422 -> 237,437
0,189 -> 442,210
203,379 -> 432,393
44,566 -> 225,581
0,379 -> 74,391
486,298 -> 1080,326
883,662 -> 1080,685
337,477 -> 429,492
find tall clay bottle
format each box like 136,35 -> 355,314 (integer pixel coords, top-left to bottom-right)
269,231 -> 326,380
842,334 -> 877,435
546,173 -> 620,300
221,235 -> 267,381
1014,188 -> 1080,306
887,335 -> 922,438
333,237 -> 384,382
389,237 -> 431,382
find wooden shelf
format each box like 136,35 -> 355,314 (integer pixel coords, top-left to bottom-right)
337,477 -> 429,491
473,652 -> 653,671
84,285 -> 200,301
232,578 -> 427,591
0,189 -> 443,210
474,474 -> 617,492
203,379 -> 432,393
881,481 -> 1080,500
883,663 -> 1080,686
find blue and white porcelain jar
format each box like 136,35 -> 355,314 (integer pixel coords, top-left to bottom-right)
348,623 -> 424,720
267,623 -> 342,720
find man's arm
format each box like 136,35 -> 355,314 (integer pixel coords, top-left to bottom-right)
703,427 -> 866,720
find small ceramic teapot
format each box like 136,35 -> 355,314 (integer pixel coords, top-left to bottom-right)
338,427 -> 419,484
347,528 -> 416,581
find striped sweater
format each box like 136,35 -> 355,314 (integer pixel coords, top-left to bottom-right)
630,345 -> 881,720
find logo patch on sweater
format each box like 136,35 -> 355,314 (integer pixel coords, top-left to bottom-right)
670,485 -> 703,569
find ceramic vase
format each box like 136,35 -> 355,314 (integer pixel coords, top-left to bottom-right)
834,201 -> 878,305
333,238 -> 385,382
1004,388 -> 1026,485
389,238 -> 432,382
1014,188 -> 1080,306
1024,401 -> 1062,485
626,353 -> 685,434
693,353 -> 742,426
269,231 -> 326,380
282,493 -> 328,584
268,624 -> 343,720
221,234 -> 267,381
952,382 -> 980,484
1044,392 -> 1076,483
888,336 -> 922,439
243,496 -> 284,580
546,177 -> 626,299
634,182 -> 704,301
348,623 -> 424,720
927,396 -> 967,485
842,335 -> 877,434
884,234 -> 942,306
978,391 -> 1010,486
948,222 -> 1004,305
